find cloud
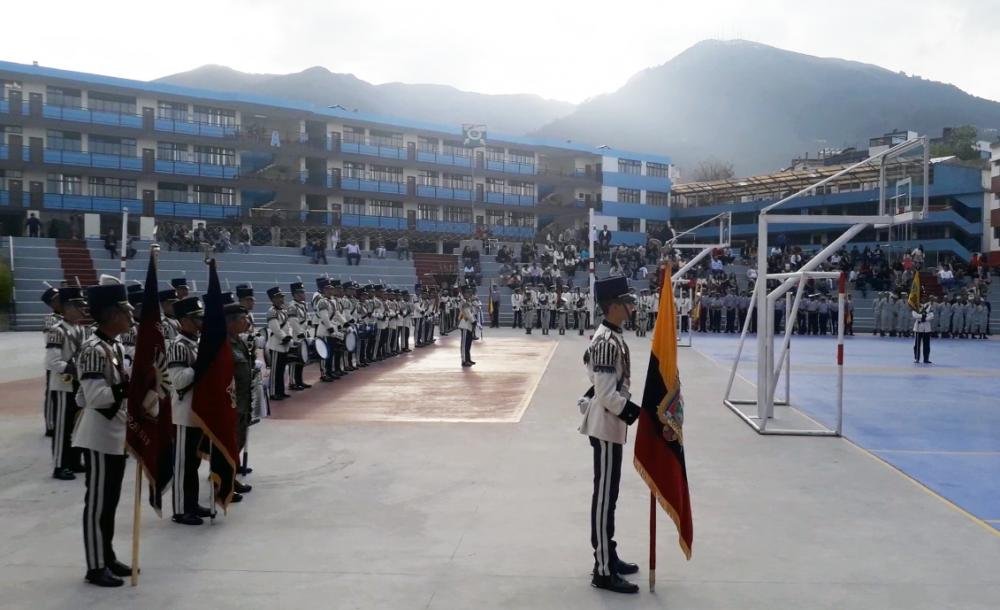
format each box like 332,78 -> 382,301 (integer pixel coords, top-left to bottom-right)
3,0 -> 996,103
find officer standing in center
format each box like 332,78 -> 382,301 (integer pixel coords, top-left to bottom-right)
577,276 -> 641,595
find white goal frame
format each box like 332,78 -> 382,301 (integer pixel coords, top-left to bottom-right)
722,136 -> 928,436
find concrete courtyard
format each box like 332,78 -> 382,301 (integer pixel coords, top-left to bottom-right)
0,329 -> 998,609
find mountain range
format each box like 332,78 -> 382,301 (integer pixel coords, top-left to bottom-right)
156,40 -> 1000,176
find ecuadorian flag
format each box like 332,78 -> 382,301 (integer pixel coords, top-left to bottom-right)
634,264 -> 693,559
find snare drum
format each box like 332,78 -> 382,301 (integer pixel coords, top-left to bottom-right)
298,340 -> 310,363
313,337 -> 329,361
345,328 -> 358,353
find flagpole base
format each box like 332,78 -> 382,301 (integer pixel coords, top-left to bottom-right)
649,569 -> 655,592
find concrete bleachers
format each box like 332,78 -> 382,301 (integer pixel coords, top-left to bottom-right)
5,237 -> 418,330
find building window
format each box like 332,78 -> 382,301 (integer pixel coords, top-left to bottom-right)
157,182 -> 188,202
157,141 -> 188,161
618,159 -> 641,175
418,137 -> 438,153
485,177 -> 505,193
486,209 -> 505,225
508,149 -> 534,165
193,184 -> 235,205
369,130 -> 403,148
194,145 -> 235,166
508,180 -> 535,196
618,218 -> 640,232
646,220 -> 667,235
47,130 -> 82,152
89,176 -> 137,199
444,206 -> 472,223
618,188 -> 640,203
89,135 -> 136,157
193,105 -> 236,126
647,162 -> 669,177
157,101 -> 188,121
370,199 -> 403,217
418,204 -> 439,220
46,86 -> 82,108
370,165 -> 403,183
344,196 -> 365,215
342,126 -> 365,144
343,161 -> 365,179
485,146 -> 505,162
46,173 -> 82,195
443,173 -> 472,189
508,212 -> 535,227
442,140 -> 472,158
88,91 -> 136,115
647,191 -> 669,207
418,170 -> 438,185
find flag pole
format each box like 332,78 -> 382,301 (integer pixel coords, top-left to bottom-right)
130,463 -> 142,586
649,492 -> 656,592
119,209 -> 129,283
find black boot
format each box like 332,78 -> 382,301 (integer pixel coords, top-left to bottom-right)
591,573 -> 639,594
85,567 -> 124,587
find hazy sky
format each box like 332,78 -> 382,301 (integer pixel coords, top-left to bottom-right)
4,0 -> 996,104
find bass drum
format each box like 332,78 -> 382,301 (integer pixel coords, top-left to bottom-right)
345,328 -> 358,353
299,340 -> 311,364
313,337 -> 330,361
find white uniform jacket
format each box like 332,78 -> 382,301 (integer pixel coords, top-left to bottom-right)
266,306 -> 291,352
167,333 -> 198,427
578,321 -> 640,445
72,331 -> 130,454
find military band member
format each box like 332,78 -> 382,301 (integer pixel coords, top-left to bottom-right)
41,286 -> 63,437
342,282 -> 361,367
287,282 -> 311,391
170,277 -> 190,300
315,278 -> 337,381
489,284 -> 500,328
511,287 -> 524,329
578,276 -> 641,594
400,290 -> 413,352
71,283 -> 137,587
159,289 -> 180,341
458,286 -> 477,367
523,284 -> 536,335
266,286 -> 292,400
332,280 -> 350,374
224,296 -> 254,496
634,289 -> 650,337
46,286 -> 87,480
235,284 -> 267,424
167,296 -> 211,525
120,284 -> 144,371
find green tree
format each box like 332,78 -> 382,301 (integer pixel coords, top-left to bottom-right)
930,125 -> 980,161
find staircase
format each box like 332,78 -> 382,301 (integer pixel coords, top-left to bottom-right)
55,239 -> 98,287
412,253 -> 458,284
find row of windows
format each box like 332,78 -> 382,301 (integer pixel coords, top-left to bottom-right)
616,188 -> 670,205
41,130 -> 236,163
617,158 -> 670,177
44,174 -> 236,204
342,199 -> 534,225
43,86 -> 237,123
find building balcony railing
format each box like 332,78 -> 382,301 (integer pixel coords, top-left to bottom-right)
0,99 -> 8,114
341,214 -> 407,230
154,159 -> 240,179
43,193 -> 144,214
415,150 -> 473,168
0,190 -> 9,205
341,177 -> 406,195
485,159 -> 536,175
42,104 -> 143,128
153,201 -> 241,219
416,184 -> 473,201
485,190 -> 536,206
298,171 -> 335,188
486,224 -> 535,238
43,148 -> 143,171
416,219 -> 473,234
340,139 -> 406,160
154,117 -> 239,138
0,144 -> 7,160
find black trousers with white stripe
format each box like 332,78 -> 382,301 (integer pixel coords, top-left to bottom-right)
173,424 -> 203,516
269,350 -> 287,396
44,371 -> 54,434
459,328 -> 473,364
82,450 -> 126,570
590,436 -> 623,576
51,390 -> 81,470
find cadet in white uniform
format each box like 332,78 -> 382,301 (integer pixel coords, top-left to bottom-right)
287,282 -> 311,391
41,286 -> 63,437
458,285 -> 477,367
46,286 -> 87,480
511,287 -> 524,329
167,296 -> 210,526
265,286 -> 292,399
577,276 -> 641,594
71,283 -> 138,587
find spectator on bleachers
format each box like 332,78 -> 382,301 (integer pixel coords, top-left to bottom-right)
311,238 -> 328,264
375,240 -> 387,259
25,212 -> 41,238
239,227 -> 251,254
103,229 -> 117,259
397,236 -> 410,260
346,239 -> 361,265
270,210 -> 284,246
